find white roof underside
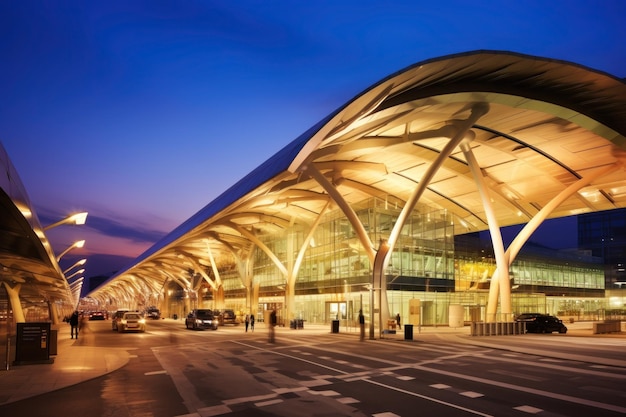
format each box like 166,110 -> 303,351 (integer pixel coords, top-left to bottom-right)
88,50 -> 626,300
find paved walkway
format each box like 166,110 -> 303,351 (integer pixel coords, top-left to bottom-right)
0,320 -> 623,406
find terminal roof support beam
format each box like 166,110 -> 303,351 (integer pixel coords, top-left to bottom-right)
384,103 -> 490,268
303,163 -> 376,262
460,136 -> 511,322
230,222 -> 289,277
487,160 -> 625,315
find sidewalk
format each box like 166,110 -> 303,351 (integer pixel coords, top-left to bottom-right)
0,324 -> 132,405
0,320 -> 623,406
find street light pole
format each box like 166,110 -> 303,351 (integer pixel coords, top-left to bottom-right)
43,212 -> 88,231
63,258 -> 86,275
56,239 -> 85,262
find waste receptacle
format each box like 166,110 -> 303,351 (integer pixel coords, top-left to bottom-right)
404,324 -> 413,340
331,320 -> 340,333
49,329 -> 58,355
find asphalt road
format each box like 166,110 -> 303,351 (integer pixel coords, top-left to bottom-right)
1,319 -> 625,417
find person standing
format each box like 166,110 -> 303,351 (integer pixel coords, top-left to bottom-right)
69,311 -> 80,339
245,314 -> 250,332
269,309 -> 277,343
396,313 -> 401,330
250,314 -> 255,332
358,309 -> 365,341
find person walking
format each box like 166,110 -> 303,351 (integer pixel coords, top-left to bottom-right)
269,309 -> 277,343
250,314 -> 255,332
245,314 -> 250,332
69,311 -> 80,339
358,309 -> 365,341
396,313 -> 401,330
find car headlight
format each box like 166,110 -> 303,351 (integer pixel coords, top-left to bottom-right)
139,318 -> 146,324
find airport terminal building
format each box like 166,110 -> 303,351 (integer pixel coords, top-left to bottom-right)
2,51 -> 625,332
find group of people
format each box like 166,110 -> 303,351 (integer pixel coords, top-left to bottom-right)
244,313 -> 255,332
244,310 -> 277,343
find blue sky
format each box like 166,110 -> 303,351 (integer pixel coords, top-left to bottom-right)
1,1 -> 625,279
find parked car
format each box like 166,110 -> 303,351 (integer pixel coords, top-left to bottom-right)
111,309 -> 130,331
117,312 -> 146,332
516,313 -> 567,334
145,307 -> 161,319
185,309 -> 218,330
217,309 -> 239,326
89,311 -> 106,320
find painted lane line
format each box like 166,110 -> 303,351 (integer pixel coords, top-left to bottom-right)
460,391 -> 484,398
255,399 -> 283,407
144,370 -> 168,376
414,364 -> 626,414
366,379 -> 493,417
514,405 -> 543,414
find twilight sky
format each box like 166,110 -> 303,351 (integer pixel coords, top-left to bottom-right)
1,1 -> 625,281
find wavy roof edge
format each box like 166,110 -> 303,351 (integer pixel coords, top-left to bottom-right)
103,49 -> 626,284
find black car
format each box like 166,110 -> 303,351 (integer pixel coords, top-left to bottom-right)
217,309 -> 239,326
185,309 -> 218,330
516,313 -> 567,334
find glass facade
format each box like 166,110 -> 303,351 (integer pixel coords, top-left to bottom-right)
161,197 -> 608,326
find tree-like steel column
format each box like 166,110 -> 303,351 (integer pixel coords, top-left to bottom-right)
460,138 -> 511,322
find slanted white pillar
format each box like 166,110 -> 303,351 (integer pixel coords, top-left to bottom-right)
460,139 -> 511,322
3,282 -> 25,323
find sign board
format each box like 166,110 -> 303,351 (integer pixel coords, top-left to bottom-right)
14,322 -> 53,364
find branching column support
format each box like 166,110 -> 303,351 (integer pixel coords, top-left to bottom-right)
382,103 -> 490,327
3,282 -> 25,323
284,199 -> 331,323
206,245 -> 225,309
489,162 -> 623,319
303,164 -> 376,262
460,137 -> 510,322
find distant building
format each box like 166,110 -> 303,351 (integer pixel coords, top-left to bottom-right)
578,208 -> 626,289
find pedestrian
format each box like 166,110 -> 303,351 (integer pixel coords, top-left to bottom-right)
245,314 -> 250,332
396,313 -> 401,330
69,311 -> 79,339
358,309 -> 365,341
269,309 -> 277,343
250,314 -> 255,332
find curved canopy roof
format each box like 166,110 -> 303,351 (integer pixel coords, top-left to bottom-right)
0,143 -> 73,307
88,50 -> 626,302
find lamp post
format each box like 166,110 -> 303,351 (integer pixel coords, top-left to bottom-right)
56,239 -> 85,262
63,258 -> 86,275
43,212 -> 88,231
65,269 -> 85,281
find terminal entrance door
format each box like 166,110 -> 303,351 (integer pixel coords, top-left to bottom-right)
326,301 -> 347,323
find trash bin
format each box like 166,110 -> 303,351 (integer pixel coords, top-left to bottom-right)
404,324 -> 413,340
49,329 -> 58,355
331,320 -> 340,333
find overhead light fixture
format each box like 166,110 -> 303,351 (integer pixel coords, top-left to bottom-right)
56,239 -> 86,262
44,212 -> 88,231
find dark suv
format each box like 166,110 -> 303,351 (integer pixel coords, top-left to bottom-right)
516,313 -> 567,334
185,309 -> 218,330
217,309 -> 239,326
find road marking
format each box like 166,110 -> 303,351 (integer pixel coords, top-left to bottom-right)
338,397 -> 360,404
255,399 -> 283,407
414,364 -> 626,414
144,370 -> 167,376
461,391 -> 484,398
367,379 -> 493,417
514,405 -> 543,414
